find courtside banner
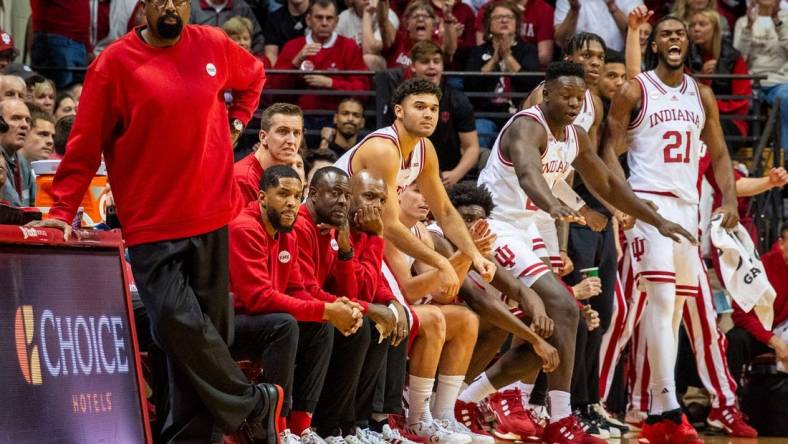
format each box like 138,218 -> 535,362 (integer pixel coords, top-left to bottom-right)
0,226 -> 151,443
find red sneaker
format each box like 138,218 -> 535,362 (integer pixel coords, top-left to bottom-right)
543,416 -> 607,444
707,406 -> 757,438
542,416 -> 583,444
388,414 -> 428,443
524,408 -> 545,442
639,418 -> 667,444
455,400 -> 494,439
485,389 -> 536,441
662,413 -> 703,444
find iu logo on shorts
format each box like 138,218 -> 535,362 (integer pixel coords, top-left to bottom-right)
632,237 -> 646,262
494,245 -> 516,269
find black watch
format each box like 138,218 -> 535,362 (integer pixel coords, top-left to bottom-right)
338,247 -> 354,261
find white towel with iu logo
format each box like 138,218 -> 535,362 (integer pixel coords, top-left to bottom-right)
710,214 -> 775,330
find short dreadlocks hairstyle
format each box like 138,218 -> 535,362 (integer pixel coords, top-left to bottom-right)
565,32 -> 607,58
391,78 -> 442,107
447,181 -> 495,217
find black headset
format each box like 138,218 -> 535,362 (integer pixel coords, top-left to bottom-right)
0,116 -> 8,133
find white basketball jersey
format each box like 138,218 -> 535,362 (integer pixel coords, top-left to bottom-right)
478,105 -> 579,231
334,124 -> 426,194
627,70 -> 706,204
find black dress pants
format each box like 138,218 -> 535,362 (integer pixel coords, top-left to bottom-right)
128,227 -> 259,443
313,319 -> 381,436
231,315 -> 333,415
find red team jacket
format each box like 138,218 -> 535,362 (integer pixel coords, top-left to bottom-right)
292,205 -> 359,307
229,202 -> 327,322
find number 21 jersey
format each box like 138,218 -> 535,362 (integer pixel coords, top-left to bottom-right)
627,70 -> 706,204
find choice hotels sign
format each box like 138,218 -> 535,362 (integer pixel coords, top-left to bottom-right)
0,227 -> 150,443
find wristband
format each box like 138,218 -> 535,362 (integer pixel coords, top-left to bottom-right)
338,247 -> 354,261
387,303 -> 400,323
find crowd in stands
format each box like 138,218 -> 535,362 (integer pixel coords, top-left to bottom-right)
4,0 -> 788,443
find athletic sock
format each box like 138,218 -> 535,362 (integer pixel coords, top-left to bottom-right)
459,372 -> 497,403
548,391 -> 572,421
650,380 -> 680,415
433,374 -> 465,420
517,382 -> 534,405
288,410 -> 312,435
408,375 -> 435,425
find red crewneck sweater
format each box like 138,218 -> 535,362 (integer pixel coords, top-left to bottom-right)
229,202 -> 326,322
48,25 -> 266,246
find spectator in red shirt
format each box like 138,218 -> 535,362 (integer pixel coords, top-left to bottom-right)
27,2 -> 278,441
228,165 -> 363,441
29,0 -> 110,89
430,0 -> 477,68
235,103 -> 304,205
474,0 -> 555,66
727,222 -> 788,385
688,9 -> 752,153
271,0 -> 370,129
383,1 -> 458,68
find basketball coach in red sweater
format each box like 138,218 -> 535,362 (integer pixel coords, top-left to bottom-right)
28,1 -> 279,442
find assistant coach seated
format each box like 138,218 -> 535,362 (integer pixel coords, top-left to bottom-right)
228,165 -> 364,442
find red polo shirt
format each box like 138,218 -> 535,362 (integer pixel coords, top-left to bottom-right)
229,202 -> 326,322
234,152 -> 264,205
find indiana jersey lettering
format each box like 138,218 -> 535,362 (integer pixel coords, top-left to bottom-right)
335,124 -> 426,194
627,70 -> 706,204
478,105 -> 579,233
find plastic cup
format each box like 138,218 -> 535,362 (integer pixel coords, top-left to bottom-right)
580,267 -> 599,279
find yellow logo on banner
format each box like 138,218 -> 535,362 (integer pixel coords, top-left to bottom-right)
15,305 -> 42,385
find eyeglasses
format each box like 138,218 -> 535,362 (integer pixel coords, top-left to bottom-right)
149,0 -> 190,8
490,14 -> 515,22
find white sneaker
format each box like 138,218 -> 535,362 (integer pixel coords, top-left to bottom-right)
281,429 -> 303,444
301,428 -> 329,444
344,434 -> 365,444
405,419 -> 471,444
381,424 -> 420,444
356,428 -> 388,444
437,417 -> 494,444
324,436 -> 347,444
